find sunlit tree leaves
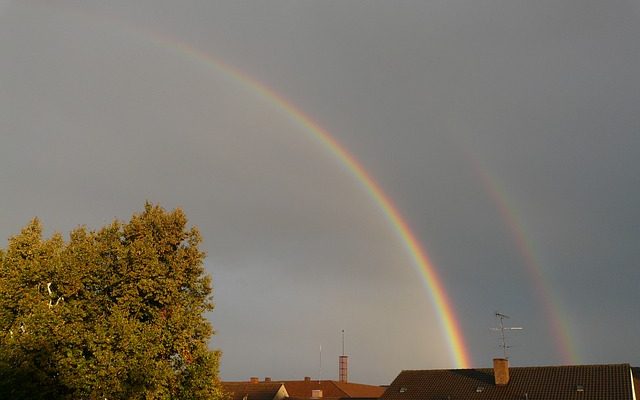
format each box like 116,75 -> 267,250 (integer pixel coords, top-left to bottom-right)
0,203 -> 225,399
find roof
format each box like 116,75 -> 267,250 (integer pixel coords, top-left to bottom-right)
333,381 -> 387,398
222,382 -> 287,400
265,380 -> 385,399
382,364 -> 635,400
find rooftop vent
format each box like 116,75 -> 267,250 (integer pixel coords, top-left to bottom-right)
476,386 -> 485,393
576,384 -> 584,392
399,387 -> 408,393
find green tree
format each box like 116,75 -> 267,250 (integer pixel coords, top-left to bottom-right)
0,203 -> 226,399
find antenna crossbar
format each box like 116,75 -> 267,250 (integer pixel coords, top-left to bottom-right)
491,312 -> 523,359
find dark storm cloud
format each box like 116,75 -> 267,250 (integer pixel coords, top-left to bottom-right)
1,0 -> 639,383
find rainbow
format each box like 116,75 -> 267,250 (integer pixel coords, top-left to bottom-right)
469,157 -> 578,365
36,5 -> 473,368
160,40 -> 473,369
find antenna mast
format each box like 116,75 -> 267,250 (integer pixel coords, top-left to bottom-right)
319,345 -> 322,385
490,312 -> 523,359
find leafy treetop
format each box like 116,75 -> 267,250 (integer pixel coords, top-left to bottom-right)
0,203 -> 225,400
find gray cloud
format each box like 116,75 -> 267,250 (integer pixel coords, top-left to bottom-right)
1,0 -> 639,384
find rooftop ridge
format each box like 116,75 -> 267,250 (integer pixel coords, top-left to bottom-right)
399,363 -> 632,372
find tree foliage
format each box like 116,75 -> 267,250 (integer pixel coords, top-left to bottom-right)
0,203 -> 225,399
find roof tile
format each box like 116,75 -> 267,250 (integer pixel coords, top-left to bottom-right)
382,364 -> 634,400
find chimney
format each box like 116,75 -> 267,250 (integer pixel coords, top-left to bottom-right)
264,377 -> 271,382
493,358 -> 509,386
339,355 -> 348,383
250,377 -> 259,384
304,376 -> 311,383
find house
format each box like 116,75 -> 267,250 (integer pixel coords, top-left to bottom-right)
381,358 -> 639,400
223,379 -> 289,400
277,376 -> 386,400
224,354 -> 385,400
223,376 -> 385,400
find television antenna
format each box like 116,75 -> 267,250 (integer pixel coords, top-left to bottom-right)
490,312 -> 523,359
319,344 -> 322,385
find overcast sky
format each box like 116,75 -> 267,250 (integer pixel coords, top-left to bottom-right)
1,0 -> 639,385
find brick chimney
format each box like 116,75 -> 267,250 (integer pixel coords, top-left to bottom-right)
250,377 -> 259,384
264,377 -> 272,382
339,355 -> 348,383
493,358 -> 509,385
304,376 -> 311,382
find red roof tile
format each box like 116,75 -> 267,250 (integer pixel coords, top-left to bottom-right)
223,382 -> 286,400
268,380 -> 384,399
332,381 -> 386,398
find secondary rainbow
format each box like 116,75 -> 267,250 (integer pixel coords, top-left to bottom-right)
466,155 -> 578,365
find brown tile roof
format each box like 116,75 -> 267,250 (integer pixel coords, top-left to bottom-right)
223,382 -> 286,400
382,364 -> 635,400
632,368 -> 640,399
273,380 -> 385,399
333,381 -> 387,398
